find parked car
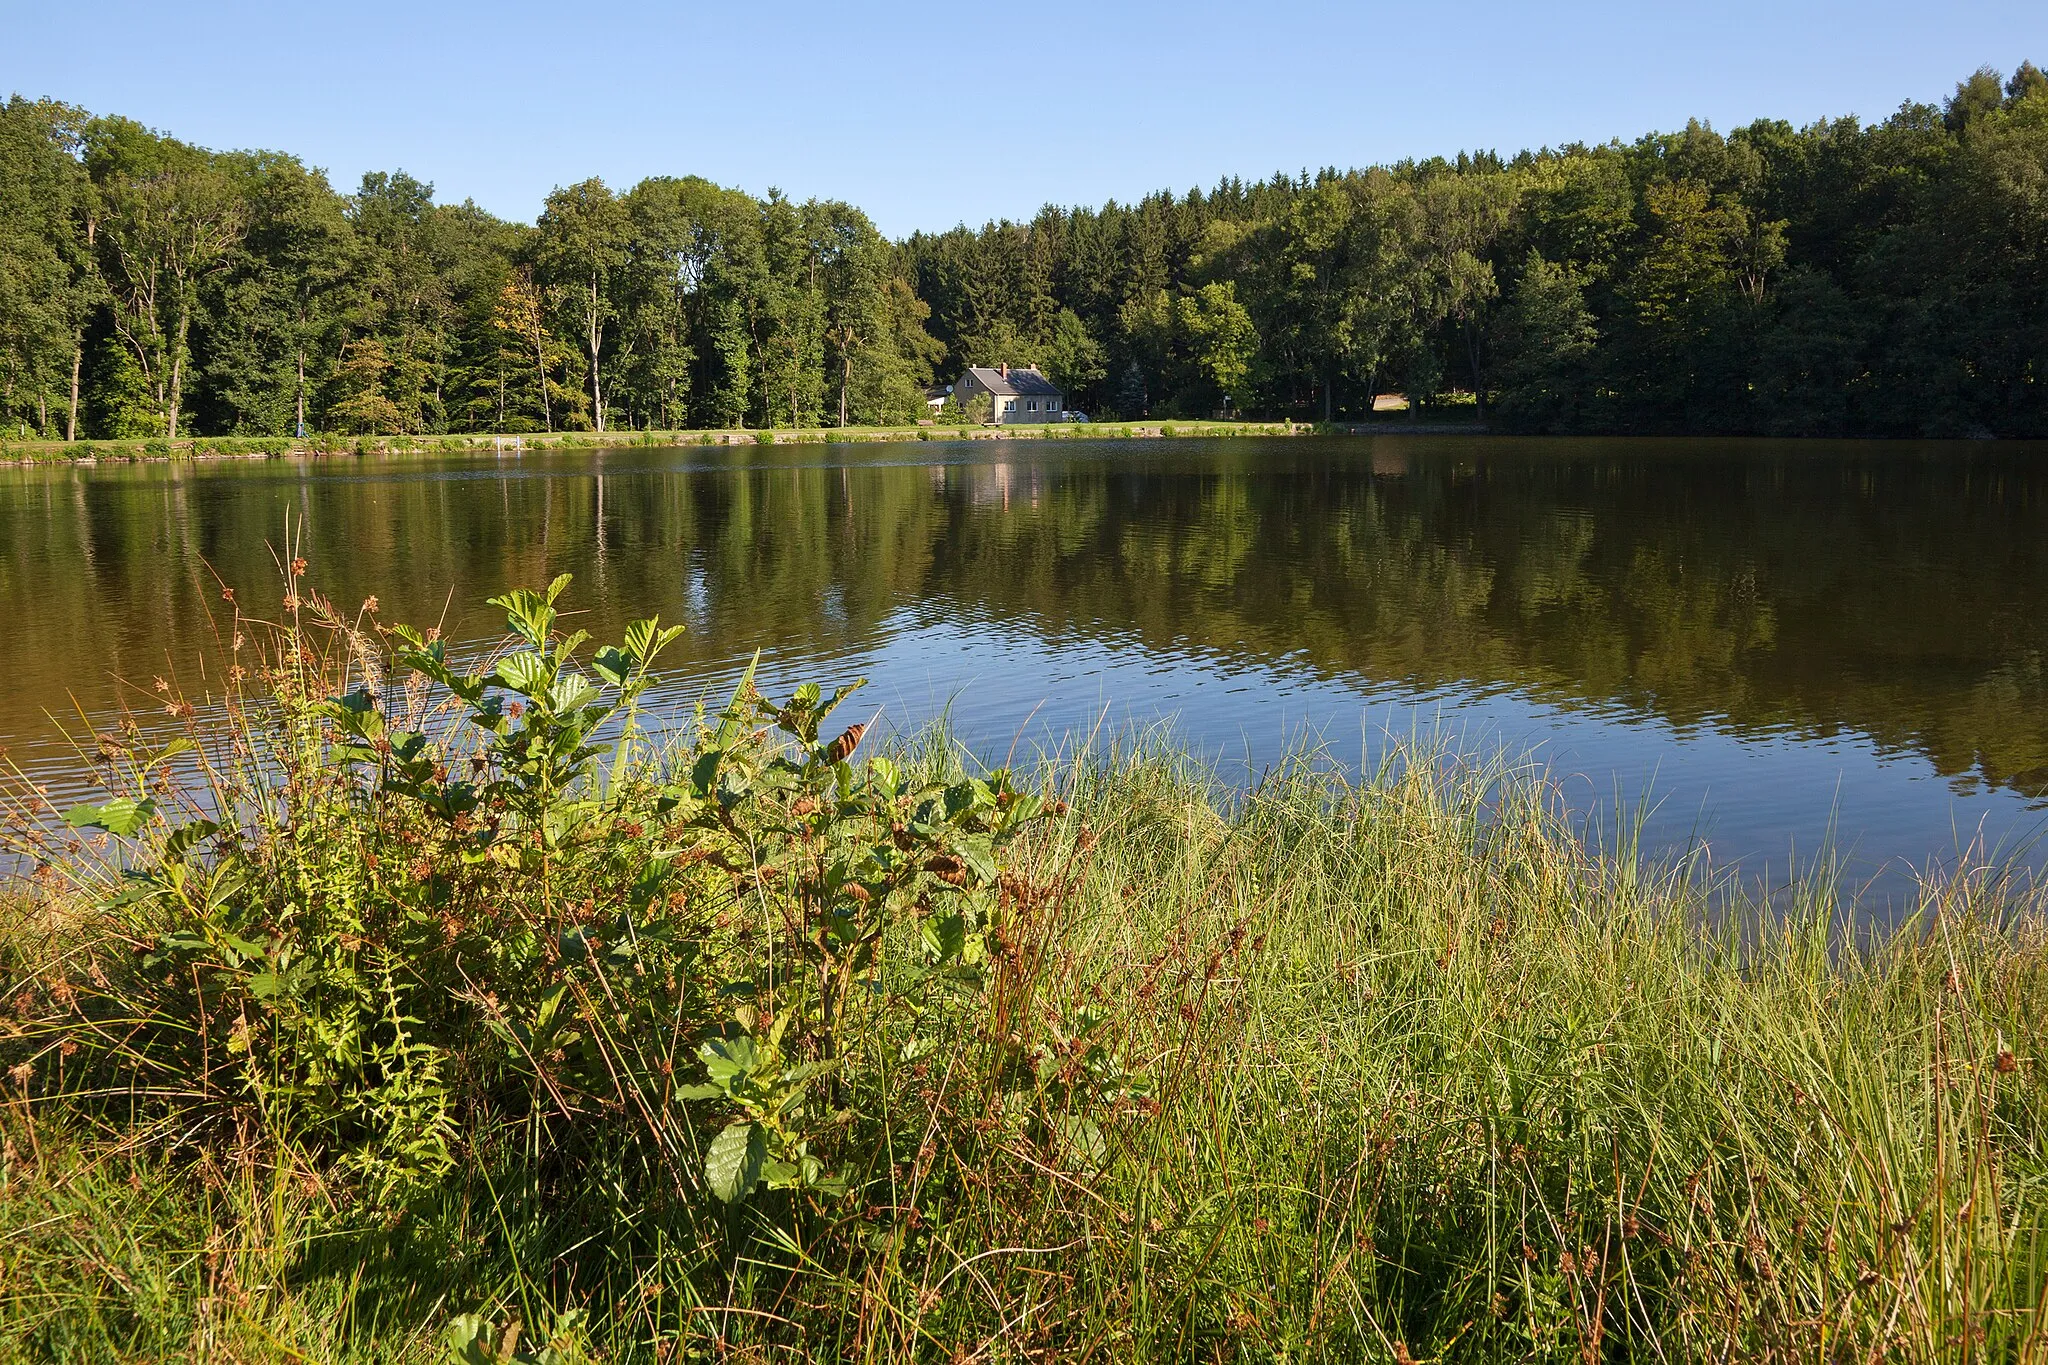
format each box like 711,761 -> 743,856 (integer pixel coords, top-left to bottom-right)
1064,410 -> 1090,423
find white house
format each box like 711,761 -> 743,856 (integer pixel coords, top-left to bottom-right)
957,364 -> 1063,424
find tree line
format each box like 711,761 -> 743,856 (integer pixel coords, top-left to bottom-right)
2,62 -> 2043,440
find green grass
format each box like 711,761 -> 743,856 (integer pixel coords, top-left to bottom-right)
2,586 -> 2044,1363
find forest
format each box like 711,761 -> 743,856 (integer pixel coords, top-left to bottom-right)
1,61 -> 2044,440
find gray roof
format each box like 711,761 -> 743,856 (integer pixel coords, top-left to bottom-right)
965,366 -> 1061,398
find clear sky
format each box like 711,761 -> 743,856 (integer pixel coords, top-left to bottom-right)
5,0 -> 2044,237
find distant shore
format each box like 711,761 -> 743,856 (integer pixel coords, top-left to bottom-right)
0,418 -> 1537,465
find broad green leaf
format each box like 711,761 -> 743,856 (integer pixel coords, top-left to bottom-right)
921,910 -> 967,962
63,797 -> 158,837
138,737 -> 197,773
162,818 -> 221,862
943,781 -> 982,821
493,652 -> 553,696
329,687 -> 375,716
220,930 -> 266,963
534,983 -> 569,1029
443,1313 -> 495,1365
548,673 -> 596,713
489,584 -> 561,648
700,1033 -> 759,1086
956,837 -> 997,884
690,747 -> 724,797
1001,792 -> 1046,826
817,679 -> 868,726
622,617 -> 683,668
704,1121 -> 768,1203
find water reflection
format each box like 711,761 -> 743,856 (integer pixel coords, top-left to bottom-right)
2,436 -> 2044,890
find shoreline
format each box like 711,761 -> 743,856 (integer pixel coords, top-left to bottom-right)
0,420 -> 1297,465
0,418 -> 1538,466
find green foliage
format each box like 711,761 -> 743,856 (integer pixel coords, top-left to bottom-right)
6,568 -> 1071,1237
7,64 -> 2048,443
7,696 -> 2047,1360
1493,251 -> 1598,430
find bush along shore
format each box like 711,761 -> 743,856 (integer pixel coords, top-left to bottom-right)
0,422 -> 1314,465
2,572 -> 2046,1363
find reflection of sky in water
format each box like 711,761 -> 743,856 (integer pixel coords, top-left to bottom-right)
630,605 -> 2048,912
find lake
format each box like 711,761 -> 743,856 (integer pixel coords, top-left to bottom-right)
3,435 -> 2044,904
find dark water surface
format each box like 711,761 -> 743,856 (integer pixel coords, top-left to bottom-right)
4,436 -> 2045,899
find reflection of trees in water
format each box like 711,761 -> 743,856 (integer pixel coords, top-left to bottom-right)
2,440 -> 2045,798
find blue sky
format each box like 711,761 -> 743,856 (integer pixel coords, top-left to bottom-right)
5,0 -> 2044,236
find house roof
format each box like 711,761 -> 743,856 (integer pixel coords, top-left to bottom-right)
965,366 -> 1061,398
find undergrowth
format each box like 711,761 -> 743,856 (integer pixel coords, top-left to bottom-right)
2,568 -> 2045,1363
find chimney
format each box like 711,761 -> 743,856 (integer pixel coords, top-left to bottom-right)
999,362 -> 1008,379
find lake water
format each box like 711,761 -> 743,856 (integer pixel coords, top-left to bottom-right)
3,435 -> 2044,903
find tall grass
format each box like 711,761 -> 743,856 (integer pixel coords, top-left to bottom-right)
2,577 -> 2044,1363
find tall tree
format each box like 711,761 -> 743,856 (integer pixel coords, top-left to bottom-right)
201,154 -> 355,435
86,117 -> 245,438
537,178 -> 628,432
1412,173 -> 1519,416
0,97 -> 93,438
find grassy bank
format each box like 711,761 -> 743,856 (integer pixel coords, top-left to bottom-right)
2,577 -> 2045,1363
0,421 -> 1308,466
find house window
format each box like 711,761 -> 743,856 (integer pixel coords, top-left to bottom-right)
1026,400 -> 1036,412
1003,399 -> 1015,412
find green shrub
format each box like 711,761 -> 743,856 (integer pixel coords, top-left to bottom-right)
14,575 -> 1074,1209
